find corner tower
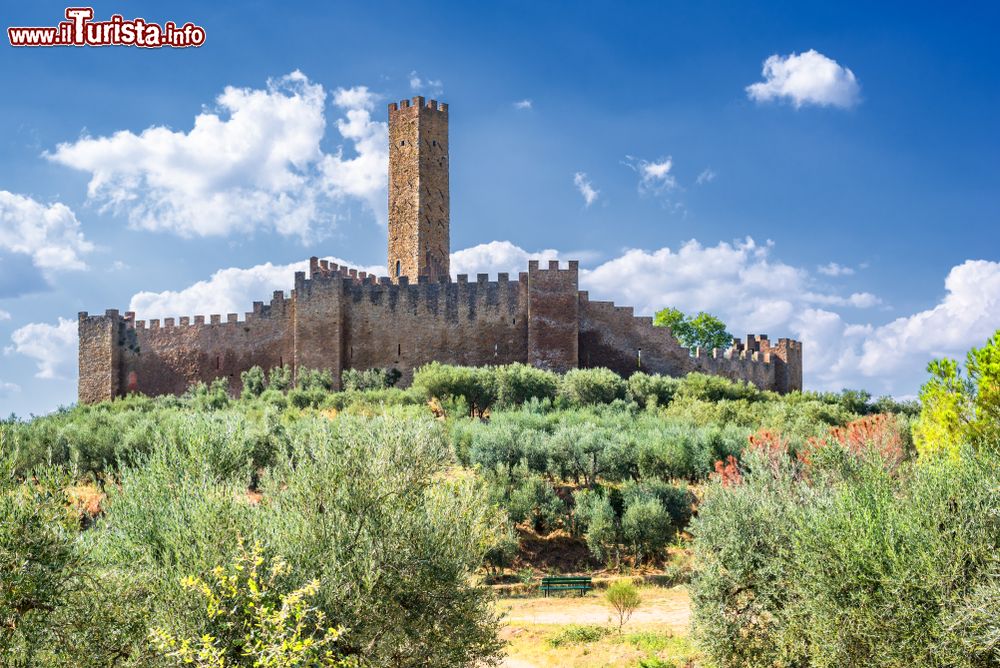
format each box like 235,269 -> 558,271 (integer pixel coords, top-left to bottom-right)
387,96 -> 450,280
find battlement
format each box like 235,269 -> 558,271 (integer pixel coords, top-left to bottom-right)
527,259 -> 579,275
387,96 -> 448,113
125,290 -> 291,332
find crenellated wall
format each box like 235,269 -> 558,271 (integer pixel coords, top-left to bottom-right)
78,257 -> 802,403
79,258 -> 802,403
108,289 -> 294,398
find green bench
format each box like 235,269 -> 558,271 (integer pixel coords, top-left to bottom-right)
540,575 -> 593,597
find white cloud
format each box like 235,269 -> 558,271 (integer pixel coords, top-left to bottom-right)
321,86 -> 389,224
855,260 -> 1000,376
802,290 -> 881,309
0,191 -> 93,273
408,71 -> 443,96
47,72 -> 386,241
573,172 -> 598,207
581,237 -> 806,334
747,49 -> 861,109
696,168 -> 716,185
0,380 -> 20,397
817,261 -> 855,276
0,309 -> 10,321
129,255 -> 383,321
7,317 -> 77,379
513,99 -> 533,110
625,156 -> 678,195
450,241 -> 563,277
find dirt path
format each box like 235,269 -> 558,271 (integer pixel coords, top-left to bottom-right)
500,587 -> 690,630
498,586 -> 693,667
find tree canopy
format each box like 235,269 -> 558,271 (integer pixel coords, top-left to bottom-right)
653,307 -> 734,352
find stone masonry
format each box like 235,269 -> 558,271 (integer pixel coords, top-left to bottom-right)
78,95 -> 802,403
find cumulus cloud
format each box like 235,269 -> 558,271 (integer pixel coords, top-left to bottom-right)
129,256 -> 382,320
747,49 -> 861,109
855,260 -> 1000,376
0,190 -> 93,274
582,237 -> 805,334
47,72 -> 387,241
817,261 -> 855,276
7,317 -> 77,379
450,241 -> 563,277
0,380 -> 20,397
696,168 -> 716,185
408,71 -> 443,96
0,309 -> 10,321
513,99 -> 533,110
624,156 -> 677,195
321,86 -> 389,224
573,172 -> 598,207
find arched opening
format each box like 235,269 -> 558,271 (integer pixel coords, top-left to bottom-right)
395,260 -> 401,277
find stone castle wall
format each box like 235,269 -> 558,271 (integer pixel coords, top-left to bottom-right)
79,258 -> 803,402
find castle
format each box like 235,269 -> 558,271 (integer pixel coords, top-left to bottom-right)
78,96 -> 802,403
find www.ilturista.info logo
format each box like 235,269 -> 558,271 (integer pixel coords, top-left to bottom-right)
8,8 -> 206,48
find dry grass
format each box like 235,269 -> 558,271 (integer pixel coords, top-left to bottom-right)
65,482 -> 105,523
497,585 -> 700,667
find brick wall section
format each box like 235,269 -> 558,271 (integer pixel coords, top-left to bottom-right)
78,310 -> 123,403
293,269 -> 343,389
387,97 -> 449,280
527,260 -> 579,373
117,292 -> 294,397
343,272 -> 527,386
578,294 -> 693,377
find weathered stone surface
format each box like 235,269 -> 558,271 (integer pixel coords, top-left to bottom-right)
78,96 -> 802,403
388,97 -> 449,281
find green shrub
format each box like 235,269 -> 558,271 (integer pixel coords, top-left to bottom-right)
627,372 -> 680,408
413,362 -> 498,414
151,541 -> 349,667
341,367 -> 401,392
676,372 -> 762,403
621,498 -> 673,566
547,624 -> 609,647
494,363 -> 559,407
506,474 -> 565,532
296,368 -> 334,392
623,480 -> 693,529
573,488 -> 618,563
690,443 -> 1000,668
560,368 -> 627,406
240,365 -> 267,399
94,414 -> 508,667
267,365 -> 293,391
605,580 -> 642,632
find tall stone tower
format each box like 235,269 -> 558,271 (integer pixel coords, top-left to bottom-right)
387,96 -> 450,280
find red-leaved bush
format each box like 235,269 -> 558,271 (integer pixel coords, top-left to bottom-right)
712,455 -> 742,487
746,428 -> 790,478
803,413 -> 905,472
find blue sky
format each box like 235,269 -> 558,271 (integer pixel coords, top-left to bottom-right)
1,0 -> 998,416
